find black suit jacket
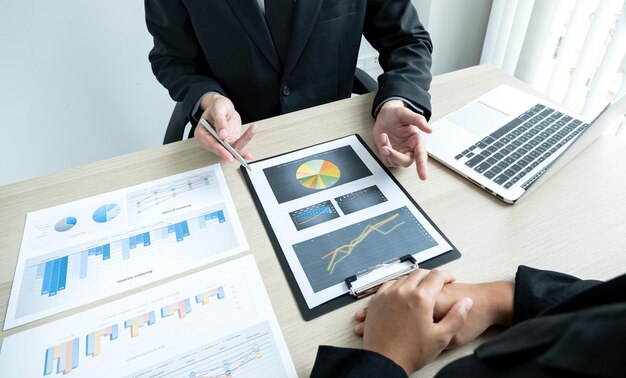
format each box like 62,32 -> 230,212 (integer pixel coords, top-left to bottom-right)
145,0 -> 433,124
311,266 -> 626,378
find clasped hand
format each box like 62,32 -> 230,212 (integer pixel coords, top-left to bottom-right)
355,270 -> 473,375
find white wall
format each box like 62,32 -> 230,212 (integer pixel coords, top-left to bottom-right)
421,0 -> 493,75
359,1 -> 492,77
0,0 -> 173,186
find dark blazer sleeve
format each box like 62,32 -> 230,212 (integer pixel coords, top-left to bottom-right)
311,346 -> 407,378
363,0 -> 433,120
513,265 -> 602,323
145,0 -> 226,121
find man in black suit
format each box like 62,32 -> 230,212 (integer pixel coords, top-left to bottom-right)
145,0 -> 434,179
311,267 -> 626,377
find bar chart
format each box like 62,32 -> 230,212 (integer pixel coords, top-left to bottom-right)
12,205 -> 242,327
160,299 -> 192,319
44,338 -> 79,376
125,311 -> 156,338
195,286 -> 225,305
24,210 -> 225,300
86,325 -> 119,357
1,257 -> 295,377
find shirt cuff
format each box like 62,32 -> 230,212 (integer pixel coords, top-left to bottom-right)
192,92 -> 219,121
374,97 -> 424,118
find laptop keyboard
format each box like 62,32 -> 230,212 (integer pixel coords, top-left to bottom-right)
454,104 -> 589,189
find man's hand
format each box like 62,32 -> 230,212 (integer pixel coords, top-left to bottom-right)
194,93 -> 257,161
373,100 -> 432,180
354,280 -> 514,349
433,281 -> 514,348
359,269 -> 473,375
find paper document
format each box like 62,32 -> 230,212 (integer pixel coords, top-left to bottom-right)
4,165 -> 248,330
0,255 -> 296,377
243,135 -> 454,312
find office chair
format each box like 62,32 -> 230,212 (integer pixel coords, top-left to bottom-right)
163,67 -> 379,144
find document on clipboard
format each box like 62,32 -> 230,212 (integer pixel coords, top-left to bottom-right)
242,134 -> 460,320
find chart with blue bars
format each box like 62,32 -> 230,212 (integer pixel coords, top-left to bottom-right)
289,201 -> 340,231
16,207 -> 237,320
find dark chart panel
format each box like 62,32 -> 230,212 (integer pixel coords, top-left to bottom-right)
292,207 -> 438,293
334,186 -> 388,215
289,201 -> 340,231
263,146 -> 372,204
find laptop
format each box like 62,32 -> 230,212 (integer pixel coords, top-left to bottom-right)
426,85 -> 626,203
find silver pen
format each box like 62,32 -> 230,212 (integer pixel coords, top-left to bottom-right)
199,118 -> 252,171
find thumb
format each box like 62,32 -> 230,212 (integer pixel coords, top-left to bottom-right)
438,297 -> 472,336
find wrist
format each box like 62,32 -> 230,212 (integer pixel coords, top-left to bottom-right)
200,92 -> 224,112
381,99 -> 406,111
482,281 -> 514,326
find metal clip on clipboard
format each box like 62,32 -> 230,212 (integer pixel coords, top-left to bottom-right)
344,255 -> 418,299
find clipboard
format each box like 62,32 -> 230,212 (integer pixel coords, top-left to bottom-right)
242,134 -> 460,320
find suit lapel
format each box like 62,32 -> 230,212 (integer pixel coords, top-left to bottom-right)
225,0 -> 281,72
284,0 -> 324,75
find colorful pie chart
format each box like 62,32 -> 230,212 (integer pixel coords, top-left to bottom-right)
92,204 -> 121,223
296,160 -> 341,189
54,217 -> 77,232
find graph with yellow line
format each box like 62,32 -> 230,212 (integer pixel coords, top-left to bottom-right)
322,213 -> 405,274
293,207 -> 438,292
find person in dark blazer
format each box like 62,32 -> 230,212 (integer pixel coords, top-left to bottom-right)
145,0 -> 434,179
311,266 -> 626,377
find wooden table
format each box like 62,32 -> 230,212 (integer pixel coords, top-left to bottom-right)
1,65 -> 625,377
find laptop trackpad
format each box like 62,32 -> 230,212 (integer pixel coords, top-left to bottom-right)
447,101 -> 510,136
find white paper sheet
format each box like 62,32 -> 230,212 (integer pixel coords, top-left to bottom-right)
4,165 -> 248,330
0,255 -> 296,377
245,135 -> 453,309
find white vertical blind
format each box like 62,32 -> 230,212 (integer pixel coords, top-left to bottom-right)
583,1 -> 626,115
515,0 -> 568,89
546,1 -> 596,101
481,0 -> 626,132
562,0 -> 621,110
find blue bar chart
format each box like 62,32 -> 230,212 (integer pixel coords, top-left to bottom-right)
22,210 -> 225,299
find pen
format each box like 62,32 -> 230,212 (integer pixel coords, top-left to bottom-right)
199,118 -> 252,171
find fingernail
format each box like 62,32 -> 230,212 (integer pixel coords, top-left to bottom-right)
355,309 -> 365,317
463,298 -> 473,311
218,129 -> 229,139
381,148 -> 390,156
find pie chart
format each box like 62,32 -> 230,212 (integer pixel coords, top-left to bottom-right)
54,217 -> 77,232
92,204 -> 121,223
296,160 -> 341,189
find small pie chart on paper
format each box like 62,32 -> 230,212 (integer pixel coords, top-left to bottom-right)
296,160 -> 341,190
92,204 -> 121,223
54,217 -> 77,232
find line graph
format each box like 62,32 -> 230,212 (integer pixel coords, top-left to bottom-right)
126,321 -> 285,378
127,171 -> 218,217
293,207 -> 438,292
322,213 -> 405,274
